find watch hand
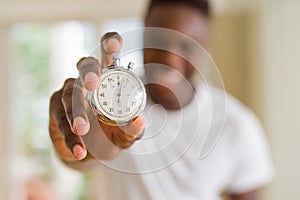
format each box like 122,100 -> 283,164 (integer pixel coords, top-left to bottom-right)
117,92 -> 121,106
117,76 -> 123,107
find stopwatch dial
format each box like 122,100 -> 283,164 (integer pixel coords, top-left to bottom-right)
94,70 -> 145,123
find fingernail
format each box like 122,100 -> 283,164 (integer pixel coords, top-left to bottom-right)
84,72 -> 99,82
84,72 -> 99,91
73,117 -> 90,135
104,38 -> 121,53
133,117 -> 144,127
72,144 -> 87,160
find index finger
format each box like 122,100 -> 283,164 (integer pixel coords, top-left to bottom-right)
100,32 -> 123,67
77,57 -> 101,91
77,32 -> 122,91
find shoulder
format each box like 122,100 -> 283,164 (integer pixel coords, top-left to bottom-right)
225,92 -> 265,139
220,93 -> 275,193
225,92 -> 260,127
204,85 -> 262,131
205,85 -> 267,147
196,85 -> 274,192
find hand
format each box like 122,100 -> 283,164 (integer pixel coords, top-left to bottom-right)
49,32 -> 145,164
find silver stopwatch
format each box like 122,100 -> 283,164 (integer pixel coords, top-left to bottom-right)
88,54 -> 147,126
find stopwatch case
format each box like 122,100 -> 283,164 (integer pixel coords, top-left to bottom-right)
88,65 -> 146,126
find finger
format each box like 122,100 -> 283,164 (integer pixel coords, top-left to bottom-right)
98,116 -> 145,149
77,57 -> 101,91
64,129 -> 87,161
58,117 -> 87,160
121,116 -> 145,140
49,90 -> 87,161
112,117 -> 145,149
61,78 -> 90,136
101,32 -> 123,67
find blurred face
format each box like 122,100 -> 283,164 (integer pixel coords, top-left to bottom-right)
144,3 -> 209,109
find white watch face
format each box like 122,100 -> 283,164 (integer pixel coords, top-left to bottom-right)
93,68 -> 146,123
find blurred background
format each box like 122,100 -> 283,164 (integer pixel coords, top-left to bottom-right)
0,0 -> 299,199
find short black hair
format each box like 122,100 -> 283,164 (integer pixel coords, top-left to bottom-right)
145,0 -> 211,19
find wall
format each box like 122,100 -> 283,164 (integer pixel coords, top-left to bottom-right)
212,1 -> 300,199
261,0 -> 300,199
0,24 -> 13,200
210,12 -> 249,105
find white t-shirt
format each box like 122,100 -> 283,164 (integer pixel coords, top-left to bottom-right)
92,84 -> 274,200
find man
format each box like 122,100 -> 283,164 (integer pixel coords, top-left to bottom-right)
49,0 -> 274,199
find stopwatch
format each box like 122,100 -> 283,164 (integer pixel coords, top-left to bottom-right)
88,53 -> 147,126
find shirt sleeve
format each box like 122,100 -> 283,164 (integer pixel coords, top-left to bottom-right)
226,109 -> 275,194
